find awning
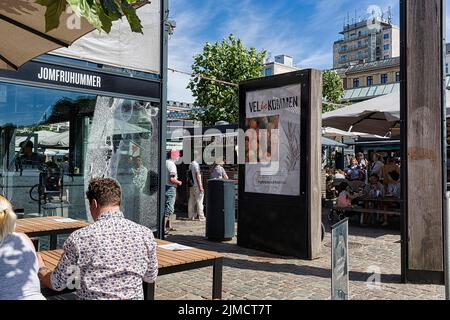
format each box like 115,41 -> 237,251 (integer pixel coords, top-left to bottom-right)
0,0 -> 93,70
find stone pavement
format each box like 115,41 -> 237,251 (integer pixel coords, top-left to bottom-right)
156,214 -> 445,300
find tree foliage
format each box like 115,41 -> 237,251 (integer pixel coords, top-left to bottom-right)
322,69 -> 344,113
188,34 -> 266,125
35,0 -> 144,33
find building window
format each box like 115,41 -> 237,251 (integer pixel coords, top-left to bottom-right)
341,45 -> 347,52
396,72 -> 400,82
384,44 -> 390,50
384,33 -> 390,39
446,64 -> 449,75
384,55 -> 390,60
264,68 -> 273,76
341,55 -> 348,62
367,76 -> 373,86
381,74 -> 388,84
353,78 -> 360,88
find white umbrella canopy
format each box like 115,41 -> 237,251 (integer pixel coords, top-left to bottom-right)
323,90 -> 450,136
322,91 -> 401,136
322,127 -> 388,139
0,0 -> 93,70
39,130 -> 69,148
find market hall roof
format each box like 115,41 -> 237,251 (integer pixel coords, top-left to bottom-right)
345,57 -> 400,75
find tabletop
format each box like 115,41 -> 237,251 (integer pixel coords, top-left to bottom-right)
39,239 -> 223,270
16,216 -> 89,234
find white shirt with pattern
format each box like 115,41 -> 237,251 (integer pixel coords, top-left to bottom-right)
50,210 -> 158,300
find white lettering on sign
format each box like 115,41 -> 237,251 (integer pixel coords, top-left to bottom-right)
37,67 -> 102,88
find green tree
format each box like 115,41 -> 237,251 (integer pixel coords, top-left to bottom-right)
322,69 -> 344,113
188,34 -> 266,125
35,0 -> 144,33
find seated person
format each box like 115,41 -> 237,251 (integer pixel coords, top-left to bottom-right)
336,182 -> 359,208
334,169 -> 346,180
37,178 -> 158,300
386,171 -> 400,198
43,160 -> 61,192
336,182 -> 358,208
18,140 -> 45,168
381,171 -> 401,227
0,195 -> 46,300
345,158 -> 362,181
364,174 -> 385,198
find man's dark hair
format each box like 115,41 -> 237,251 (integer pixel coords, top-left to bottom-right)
86,178 -> 121,207
388,171 -> 400,182
20,140 -> 33,149
370,174 -> 380,181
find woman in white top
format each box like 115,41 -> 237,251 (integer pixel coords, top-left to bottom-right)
370,153 -> 384,178
0,195 -> 45,300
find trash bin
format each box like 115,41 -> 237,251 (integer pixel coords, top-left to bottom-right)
206,179 -> 235,241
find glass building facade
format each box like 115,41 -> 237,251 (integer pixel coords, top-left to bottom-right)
0,56 -> 162,230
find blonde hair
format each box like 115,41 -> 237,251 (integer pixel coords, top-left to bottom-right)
0,195 -> 16,242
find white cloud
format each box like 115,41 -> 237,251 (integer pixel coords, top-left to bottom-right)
167,71 -> 194,103
168,0 -> 402,103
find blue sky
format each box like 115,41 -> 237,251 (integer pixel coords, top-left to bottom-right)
167,0 -> 446,103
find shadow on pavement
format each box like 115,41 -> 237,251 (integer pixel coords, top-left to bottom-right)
166,234 -> 401,285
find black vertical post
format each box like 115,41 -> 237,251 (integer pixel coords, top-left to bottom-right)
158,0 -> 169,239
399,0 -> 408,284
212,258 -> 223,300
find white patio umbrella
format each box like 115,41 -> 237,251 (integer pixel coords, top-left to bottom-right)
322,91 -> 401,136
0,0 -> 93,70
323,90 -> 450,136
39,131 -> 69,148
322,127 -> 388,139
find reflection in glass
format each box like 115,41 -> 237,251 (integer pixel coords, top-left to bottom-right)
0,82 -> 160,230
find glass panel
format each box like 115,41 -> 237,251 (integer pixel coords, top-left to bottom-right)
0,81 -> 160,230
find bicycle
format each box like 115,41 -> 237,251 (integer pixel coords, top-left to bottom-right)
29,164 -> 63,204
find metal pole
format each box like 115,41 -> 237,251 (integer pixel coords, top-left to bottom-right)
158,0 -> 169,239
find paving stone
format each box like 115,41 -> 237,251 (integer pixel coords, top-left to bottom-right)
154,214 -> 445,300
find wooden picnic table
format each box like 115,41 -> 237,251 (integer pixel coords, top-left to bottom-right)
39,239 -> 224,300
331,196 -> 401,225
16,216 -> 89,249
353,196 -> 402,204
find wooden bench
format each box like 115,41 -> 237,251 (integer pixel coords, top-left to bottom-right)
16,216 -> 89,249
331,206 -> 401,225
39,239 -> 224,300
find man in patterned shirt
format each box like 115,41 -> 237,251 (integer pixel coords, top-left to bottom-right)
37,178 -> 158,300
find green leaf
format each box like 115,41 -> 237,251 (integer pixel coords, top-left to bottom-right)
66,0 -> 103,30
36,0 -> 143,33
101,0 -> 123,20
121,1 -> 144,33
36,0 -> 67,32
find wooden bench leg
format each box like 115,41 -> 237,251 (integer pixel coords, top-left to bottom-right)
30,238 -> 39,251
143,282 -> 155,300
50,234 -> 58,250
212,258 -> 223,300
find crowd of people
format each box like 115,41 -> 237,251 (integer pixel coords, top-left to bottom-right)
164,149 -> 230,236
327,152 -> 401,227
